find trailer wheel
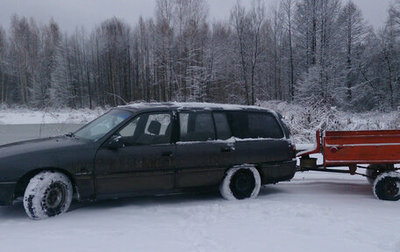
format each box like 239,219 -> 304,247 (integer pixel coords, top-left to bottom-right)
367,164 -> 395,184
373,172 -> 400,201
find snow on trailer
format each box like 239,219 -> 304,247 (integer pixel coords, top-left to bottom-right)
297,130 -> 400,201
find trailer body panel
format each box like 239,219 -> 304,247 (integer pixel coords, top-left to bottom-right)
323,130 -> 400,166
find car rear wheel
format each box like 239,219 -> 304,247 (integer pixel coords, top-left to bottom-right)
23,171 -> 73,220
220,165 -> 261,200
373,172 -> 400,201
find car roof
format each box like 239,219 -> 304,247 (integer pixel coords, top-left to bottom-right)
117,102 -> 274,113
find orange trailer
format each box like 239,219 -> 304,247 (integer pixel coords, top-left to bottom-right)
297,130 -> 400,201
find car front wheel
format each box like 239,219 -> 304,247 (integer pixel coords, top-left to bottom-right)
220,165 -> 261,200
23,171 -> 73,220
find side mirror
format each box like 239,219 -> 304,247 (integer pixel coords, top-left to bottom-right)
107,135 -> 124,150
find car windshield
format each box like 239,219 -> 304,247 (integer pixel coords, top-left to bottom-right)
74,109 -> 132,141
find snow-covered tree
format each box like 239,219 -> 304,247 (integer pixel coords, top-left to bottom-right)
231,0 -> 268,105
336,1 -> 369,110
50,36 -> 74,108
294,0 -> 342,107
0,26 -> 8,104
0,0 -> 399,112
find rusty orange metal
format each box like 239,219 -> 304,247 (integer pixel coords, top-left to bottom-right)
298,130 -> 400,167
323,130 -> 400,166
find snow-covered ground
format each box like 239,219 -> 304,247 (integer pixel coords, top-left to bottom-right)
0,107 -> 105,125
0,104 -> 399,251
0,167 -> 399,252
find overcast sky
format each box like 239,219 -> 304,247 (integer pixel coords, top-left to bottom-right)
0,0 -> 393,34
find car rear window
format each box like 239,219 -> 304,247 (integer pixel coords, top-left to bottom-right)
226,112 -> 283,139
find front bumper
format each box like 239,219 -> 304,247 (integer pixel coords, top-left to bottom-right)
0,182 -> 16,206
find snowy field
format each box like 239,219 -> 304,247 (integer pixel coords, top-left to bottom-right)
0,105 -> 399,251
0,107 -> 105,125
0,168 -> 399,252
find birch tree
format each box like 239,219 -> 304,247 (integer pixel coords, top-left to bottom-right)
337,1 -> 369,109
0,27 -> 8,104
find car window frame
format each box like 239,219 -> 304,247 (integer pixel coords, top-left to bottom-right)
211,111 -> 233,140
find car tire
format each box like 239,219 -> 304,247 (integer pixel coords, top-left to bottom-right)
23,171 -> 73,220
220,165 -> 261,200
373,172 -> 400,201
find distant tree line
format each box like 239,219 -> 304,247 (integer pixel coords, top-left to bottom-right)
0,0 -> 400,111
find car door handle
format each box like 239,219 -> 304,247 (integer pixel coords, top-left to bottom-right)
221,146 -> 234,152
162,151 -> 173,157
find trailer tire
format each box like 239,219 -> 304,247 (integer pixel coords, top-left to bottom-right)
373,172 -> 400,201
367,164 -> 395,184
23,171 -> 73,220
220,165 -> 261,200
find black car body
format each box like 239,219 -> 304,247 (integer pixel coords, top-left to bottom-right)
0,102 -> 296,211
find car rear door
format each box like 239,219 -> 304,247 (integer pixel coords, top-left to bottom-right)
174,110 -> 235,188
226,111 -> 292,164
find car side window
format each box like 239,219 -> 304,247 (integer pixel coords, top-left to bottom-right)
227,112 -> 283,139
213,112 -> 232,140
179,111 -> 215,142
118,112 -> 172,145
119,117 -> 139,137
248,113 -> 284,138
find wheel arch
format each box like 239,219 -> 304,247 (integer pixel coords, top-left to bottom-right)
222,164 -> 263,182
254,165 -> 265,183
14,168 -> 78,200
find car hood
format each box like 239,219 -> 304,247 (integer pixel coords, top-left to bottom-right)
0,136 -> 91,159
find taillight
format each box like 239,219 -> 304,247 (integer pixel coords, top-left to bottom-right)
291,144 -> 296,158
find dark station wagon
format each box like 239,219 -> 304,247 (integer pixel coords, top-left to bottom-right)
0,102 -> 296,219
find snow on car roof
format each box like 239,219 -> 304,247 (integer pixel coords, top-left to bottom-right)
118,102 -> 273,112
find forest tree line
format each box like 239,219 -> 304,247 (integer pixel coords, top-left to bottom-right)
0,0 -> 400,111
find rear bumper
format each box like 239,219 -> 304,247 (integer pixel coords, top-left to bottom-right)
0,182 -> 16,206
260,160 -> 297,184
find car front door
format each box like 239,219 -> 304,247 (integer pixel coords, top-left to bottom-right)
94,111 -> 176,198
